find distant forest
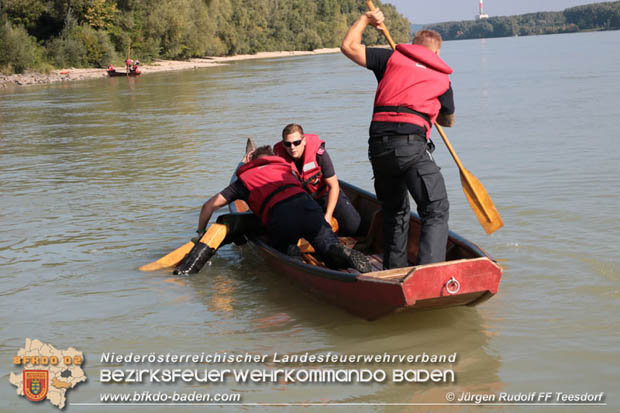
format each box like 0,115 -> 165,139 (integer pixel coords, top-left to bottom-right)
426,1 -> 620,41
0,0 -> 411,74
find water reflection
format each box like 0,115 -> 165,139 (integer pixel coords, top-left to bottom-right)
172,245 -> 503,405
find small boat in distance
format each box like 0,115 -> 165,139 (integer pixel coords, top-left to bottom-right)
229,141 -> 503,320
107,63 -> 141,77
107,69 -> 141,77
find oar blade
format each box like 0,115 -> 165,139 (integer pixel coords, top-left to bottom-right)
460,170 -> 504,234
139,223 -> 229,272
139,241 -> 195,271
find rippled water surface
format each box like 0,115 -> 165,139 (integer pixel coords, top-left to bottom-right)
1,31 -> 619,412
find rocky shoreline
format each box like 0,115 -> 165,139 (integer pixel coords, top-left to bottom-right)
0,48 -> 340,90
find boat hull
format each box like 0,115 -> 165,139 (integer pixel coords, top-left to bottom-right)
229,179 -> 502,320
107,70 -> 141,77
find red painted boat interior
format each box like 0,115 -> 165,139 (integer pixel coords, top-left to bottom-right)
230,177 -> 502,319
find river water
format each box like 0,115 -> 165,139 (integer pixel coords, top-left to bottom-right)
1,31 -> 619,412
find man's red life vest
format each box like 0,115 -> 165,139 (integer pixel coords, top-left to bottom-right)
273,134 -> 328,199
236,156 -> 305,225
372,44 -> 453,139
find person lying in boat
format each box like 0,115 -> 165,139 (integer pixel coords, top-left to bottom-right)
273,123 -> 361,236
194,145 -> 372,273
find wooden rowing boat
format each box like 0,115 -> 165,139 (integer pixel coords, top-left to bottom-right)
229,164 -> 502,320
107,69 -> 141,77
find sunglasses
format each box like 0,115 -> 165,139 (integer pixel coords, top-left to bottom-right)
283,139 -> 303,148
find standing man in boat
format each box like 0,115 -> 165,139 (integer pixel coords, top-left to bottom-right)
273,123 -> 361,236
340,8 -> 455,268
195,145 -> 372,273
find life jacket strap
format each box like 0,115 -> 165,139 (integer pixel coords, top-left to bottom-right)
301,171 -> 322,186
259,184 -> 297,218
301,171 -> 326,199
373,106 -> 432,128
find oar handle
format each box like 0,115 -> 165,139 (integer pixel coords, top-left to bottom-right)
366,1 -> 396,50
435,123 -> 465,172
436,123 -> 490,215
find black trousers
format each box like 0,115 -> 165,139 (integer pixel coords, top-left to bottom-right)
368,135 -> 449,269
315,191 -> 361,236
267,193 -> 338,255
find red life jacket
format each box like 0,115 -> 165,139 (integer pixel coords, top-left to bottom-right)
372,44 -> 453,139
236,156 -> 305,225
273,134 -> 328,199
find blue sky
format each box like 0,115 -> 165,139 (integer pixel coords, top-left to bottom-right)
385,0 -> 613,24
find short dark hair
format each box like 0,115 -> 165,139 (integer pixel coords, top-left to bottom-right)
250,145 -> 274,161
413,29 -> 442,50
282,123 -> 304,140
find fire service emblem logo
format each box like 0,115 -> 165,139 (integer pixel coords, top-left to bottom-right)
23,370 -> 49,402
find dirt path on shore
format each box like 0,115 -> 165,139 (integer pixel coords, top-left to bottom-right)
0,48 -> 340,89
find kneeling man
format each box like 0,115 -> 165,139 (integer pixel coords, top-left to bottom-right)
196,145 -> 371,273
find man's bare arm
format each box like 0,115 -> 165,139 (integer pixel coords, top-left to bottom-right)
340,9 -> 385,67
198,193 -> 229,232
436,113 -> 455,127
323,175 -> 340,224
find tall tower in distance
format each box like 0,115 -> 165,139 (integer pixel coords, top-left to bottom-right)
476,0 -> 489,19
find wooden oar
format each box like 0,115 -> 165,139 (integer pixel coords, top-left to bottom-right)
140,138 -> 257,272
366,0 -> 396,49
366,0 -> 503,234
435,124 -> 503,234
139,223 -> 227,271
126,40 -> 131,78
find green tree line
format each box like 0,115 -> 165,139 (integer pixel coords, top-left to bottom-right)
426,1 -> 620,41
0,0 -> 410,74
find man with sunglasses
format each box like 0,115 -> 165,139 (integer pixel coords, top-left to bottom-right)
274,123 -> 361,236
341,9 -> 455,269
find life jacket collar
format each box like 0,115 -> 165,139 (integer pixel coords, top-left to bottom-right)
395,44 -> 453,74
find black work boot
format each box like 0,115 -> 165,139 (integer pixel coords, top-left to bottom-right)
347,247 -> 373,273
325,244 -> 372,273
286,244 -> 303,262
174,242 -> 216,275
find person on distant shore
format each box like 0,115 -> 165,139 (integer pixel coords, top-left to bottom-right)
195,145 -> 372,273
340,8 -> 455,269
273,123 -> 361,236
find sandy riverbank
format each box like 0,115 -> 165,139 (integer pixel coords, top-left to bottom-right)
0,48 -> 341,89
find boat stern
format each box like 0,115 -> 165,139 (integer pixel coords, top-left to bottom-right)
400,258 -> 502,310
